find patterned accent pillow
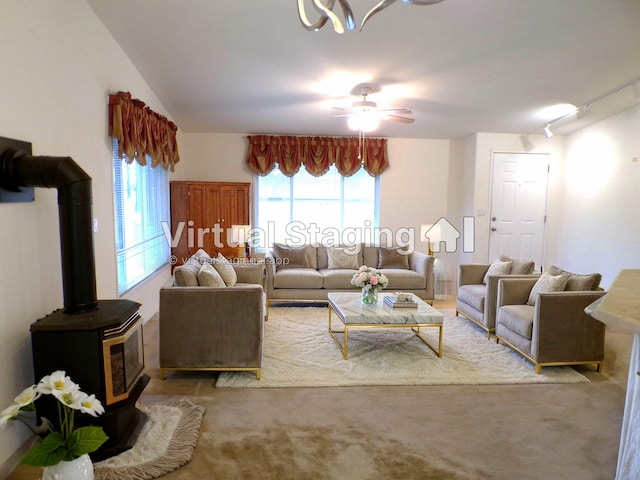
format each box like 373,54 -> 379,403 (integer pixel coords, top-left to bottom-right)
212,253 -> 237,286
526,272 -> 569,306
327,247 -> 360,269
197,262 -> 226,287
482,259 -> 513,284
273,244 -> 310,270
377,247 -> 410,269
190,248 -> 212,263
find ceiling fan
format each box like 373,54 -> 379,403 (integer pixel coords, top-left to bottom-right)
332,87 -> 415,132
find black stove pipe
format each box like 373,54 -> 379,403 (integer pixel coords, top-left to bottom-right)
0,148 -> 98,314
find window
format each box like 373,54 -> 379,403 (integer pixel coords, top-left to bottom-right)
256,165 -> 378,247
112,139 -> 170,295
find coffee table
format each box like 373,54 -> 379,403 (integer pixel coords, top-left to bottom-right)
327,292 -> 444,359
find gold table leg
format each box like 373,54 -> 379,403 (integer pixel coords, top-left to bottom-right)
328,303 -> 443,359
328,303 -> 349,359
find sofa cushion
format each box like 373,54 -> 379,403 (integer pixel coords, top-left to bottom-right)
317,244 -> 362,270
457,284 -> 486,312
382,269 -> 426,290
213,253 -> 238,286
198,262 -> 226,287
174,263 -> 200,286
273,268 -> 324,289
482,259 -> 513,284
500,255 -> 535,275
497,305 -> 535,339
362,245 -> 378,268
378,247 -> 410,269
547,265 -> 601,291
327,247 -> 360,269
321,269 -> 358,289
526,272 -> 569,306
273,244 -> 310,270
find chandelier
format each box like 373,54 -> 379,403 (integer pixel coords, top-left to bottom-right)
297,0 -> 445,34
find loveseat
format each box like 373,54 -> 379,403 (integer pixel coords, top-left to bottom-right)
159,250 -> 266,380
264,244 -> 434,306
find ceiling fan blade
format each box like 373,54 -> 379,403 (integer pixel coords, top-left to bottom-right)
377,108 -> 413,114
382,114 -> 415,124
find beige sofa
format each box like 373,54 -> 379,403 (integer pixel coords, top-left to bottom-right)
159,254 -> 265,380
265,244 -> 434,305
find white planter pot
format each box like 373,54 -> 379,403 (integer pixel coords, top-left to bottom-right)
42,453 -> 94,480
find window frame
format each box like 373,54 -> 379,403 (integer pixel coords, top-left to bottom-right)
254,166 -> 380,249
112,139 -> 170,295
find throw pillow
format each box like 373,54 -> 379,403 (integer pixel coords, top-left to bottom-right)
191,248 -> 212,263
273,244 -> 310,270
482,259 -> 513,284
212,253 -> 237,286
173,263 -> 200,286
500,255 -> 535,275
526,272 -> 570,306
548,265 -> 602,291
327,247 -> 360,269
197,262 -> 226,287
378,247 -> 410,269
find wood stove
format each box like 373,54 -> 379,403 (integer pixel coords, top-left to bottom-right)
0,147 -> 149,461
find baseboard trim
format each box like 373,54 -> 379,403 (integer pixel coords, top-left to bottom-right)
0,436 -> 39,479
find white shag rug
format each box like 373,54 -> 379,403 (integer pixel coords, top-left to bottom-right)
94,397 -> 205,480
216,307 -> 589,387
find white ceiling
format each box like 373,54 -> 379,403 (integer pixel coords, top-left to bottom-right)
88,0 -> 640,139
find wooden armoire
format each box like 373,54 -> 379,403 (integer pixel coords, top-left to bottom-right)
169,181 -> 250,262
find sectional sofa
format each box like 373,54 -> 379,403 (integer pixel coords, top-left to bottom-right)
264,243 -> 434,305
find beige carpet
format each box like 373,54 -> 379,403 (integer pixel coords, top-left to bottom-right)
216,306 -> 589,387
94,397 -> 205,480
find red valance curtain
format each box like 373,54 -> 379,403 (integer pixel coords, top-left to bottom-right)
108,91 -> 180,171
246,135 -> 389,177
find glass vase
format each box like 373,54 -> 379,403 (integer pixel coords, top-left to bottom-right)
361,287 -> 379,304
42,453 -> 94,480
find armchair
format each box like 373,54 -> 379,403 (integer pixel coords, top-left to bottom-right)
495,277 -> 606,373
456,258 -> 536,338
159,263 -> 265,380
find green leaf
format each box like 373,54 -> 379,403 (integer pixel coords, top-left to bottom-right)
20,433 -> 67,466
67,427 -> 108,457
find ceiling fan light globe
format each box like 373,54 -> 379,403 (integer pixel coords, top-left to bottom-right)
348,114 -> 379,132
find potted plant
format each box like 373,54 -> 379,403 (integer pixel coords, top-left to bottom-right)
0,370 -> 108,479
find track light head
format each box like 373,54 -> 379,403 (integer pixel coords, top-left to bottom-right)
543,124 -> 554,138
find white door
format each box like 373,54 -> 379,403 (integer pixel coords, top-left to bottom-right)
489,152 -> 549,272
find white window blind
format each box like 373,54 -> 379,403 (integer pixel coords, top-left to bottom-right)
256,165 -> 378,246
112,139 -> 170,295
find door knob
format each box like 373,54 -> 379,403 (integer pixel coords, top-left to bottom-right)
491,227 -> 497,232
492,217 -> 497,221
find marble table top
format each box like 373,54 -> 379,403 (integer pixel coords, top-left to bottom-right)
327,292 -> 444,325
585,269 -> 640,334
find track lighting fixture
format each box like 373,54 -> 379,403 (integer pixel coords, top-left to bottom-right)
539,75 -> 640,138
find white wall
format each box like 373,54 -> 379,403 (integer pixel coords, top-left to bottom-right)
0,1 -> 175,467
552,104 -> 640,288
